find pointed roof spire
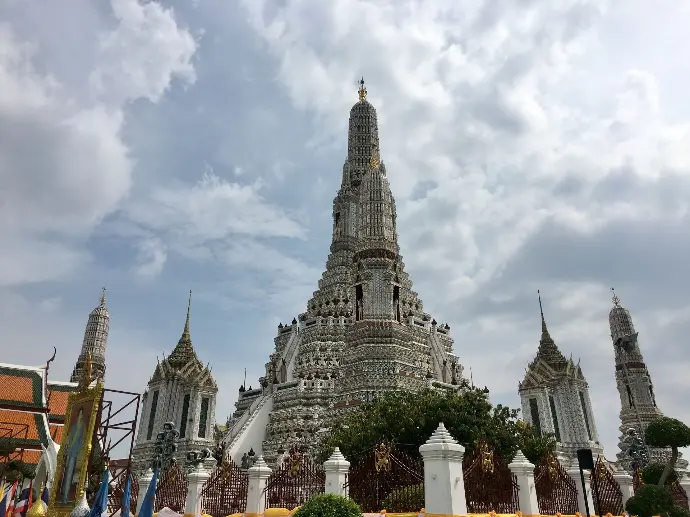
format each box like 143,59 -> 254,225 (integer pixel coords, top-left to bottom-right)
99,287 -> 107,307
182,289 -> 192,339
611,286 -> 621,307
358,77 -> 367,102
538,289 -> 548,335
534,290 -> 567,367
167,290 -> 199,369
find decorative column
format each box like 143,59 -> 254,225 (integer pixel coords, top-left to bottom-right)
508,451 -> 540,516
567,461 -> 594,515
136,469 -> 154,515
246,456 -> 272,516
324,448 -> 350,497
419,423 -> 467,516
185,464 -> 211,516
612,470 -> 635,508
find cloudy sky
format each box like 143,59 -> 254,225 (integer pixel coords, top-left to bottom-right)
2,0 -> 690,461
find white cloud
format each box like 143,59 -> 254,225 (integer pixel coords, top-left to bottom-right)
0,0 -> 198,284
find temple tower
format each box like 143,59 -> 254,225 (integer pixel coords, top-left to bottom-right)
70,288 -> 109,383
519,292 -> 602,463
608,289 -> 685,471
223,81 -> 462,465
131,292 -> 218,472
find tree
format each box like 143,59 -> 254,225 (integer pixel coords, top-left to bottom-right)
645,417 -> 690,486
293,494 -> 361,517
515,421 -> 557,465
316,384 -> 551,464
625,484 -> 674,517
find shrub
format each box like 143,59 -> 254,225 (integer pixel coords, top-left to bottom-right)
380,483 -> 424,512
642,463 -> 679,485
292,494 -> 361,517
625,484 -> 674,517
666,505 -> 690,517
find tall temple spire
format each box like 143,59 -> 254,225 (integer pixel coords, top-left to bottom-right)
607,288 -> 675,471
70,289 -> 110,383
538,289 -> 548,336
167,290 -> 198,369
346,78 -> 380,187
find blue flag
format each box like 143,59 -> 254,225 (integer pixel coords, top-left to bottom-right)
88,469 -> 110,517
40,486 -> 49,512
137,468 -> 158,517
120,474 -> 132,517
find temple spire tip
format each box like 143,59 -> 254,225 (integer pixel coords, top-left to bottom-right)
358,77 -> 367,102
611,286 -> 621,307
538,289 -> 548,334
99,286 -> 107,306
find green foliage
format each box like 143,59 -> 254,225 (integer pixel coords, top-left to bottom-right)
646,418 -> 690,449
0,459 -> 36,482
642,463 -> 679,485
292,494 -> 361,517
625,484 -> 674,517
380,483 -> 424,512
666,505 -> 690,517
645,417 -> 690,486
316,386 -> 537,464
0,437 -> 18,457
515,422 -> 557,465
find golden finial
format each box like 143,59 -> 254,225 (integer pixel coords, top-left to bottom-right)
99,286 -> 106,306
26,483 -> 46,517
358,77 -> 367,102
611,287 -> 621,307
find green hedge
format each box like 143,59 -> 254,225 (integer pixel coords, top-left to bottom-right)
293,494 -> 361,517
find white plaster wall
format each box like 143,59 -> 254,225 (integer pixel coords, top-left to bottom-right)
228,394 -> 273,464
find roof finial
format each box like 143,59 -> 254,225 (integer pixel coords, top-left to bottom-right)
358,77 -> 367,102
99,286 -> 107,306
538,289 -> 548,334
611,287 -> 621,307
184,290 -> 192,336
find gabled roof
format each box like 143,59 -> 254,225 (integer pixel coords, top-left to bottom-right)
0,364 -> 75,466
148,292 -> 217,391
519,293 -> 586,391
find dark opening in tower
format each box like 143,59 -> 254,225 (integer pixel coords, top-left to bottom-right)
355,284 -> 363,321
335,212 -> 341,232
626,384 -> 634,407
393,285 -> 400,322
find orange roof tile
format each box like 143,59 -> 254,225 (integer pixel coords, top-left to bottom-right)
49,424 -> 65,444
19,449 -> 42,465
0,375 -> 37,405
0,409 -> 47,445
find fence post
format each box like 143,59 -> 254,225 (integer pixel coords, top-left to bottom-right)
419,422 -> 467,516
508,451 -> 539,515
324,448 -> 350,497
246,456 -> 272,516
612,470 -> 635,508
679,473 -> 690,509
567,461 -> 595,515
136,469 -> 154,515
185,465 -> 211,516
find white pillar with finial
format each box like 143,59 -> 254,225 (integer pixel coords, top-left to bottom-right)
508,451 -> 540,516
185,464 -> 211,516
246,456 -> 272,515
419,423 -> 467,516
567,461 -> 594,515
612,469 -> 635,508
136,469 -> 154,515
324,448 -> 350,497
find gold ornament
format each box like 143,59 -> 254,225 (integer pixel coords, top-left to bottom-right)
374,442 -> 392,472
370,151 -> 380,168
